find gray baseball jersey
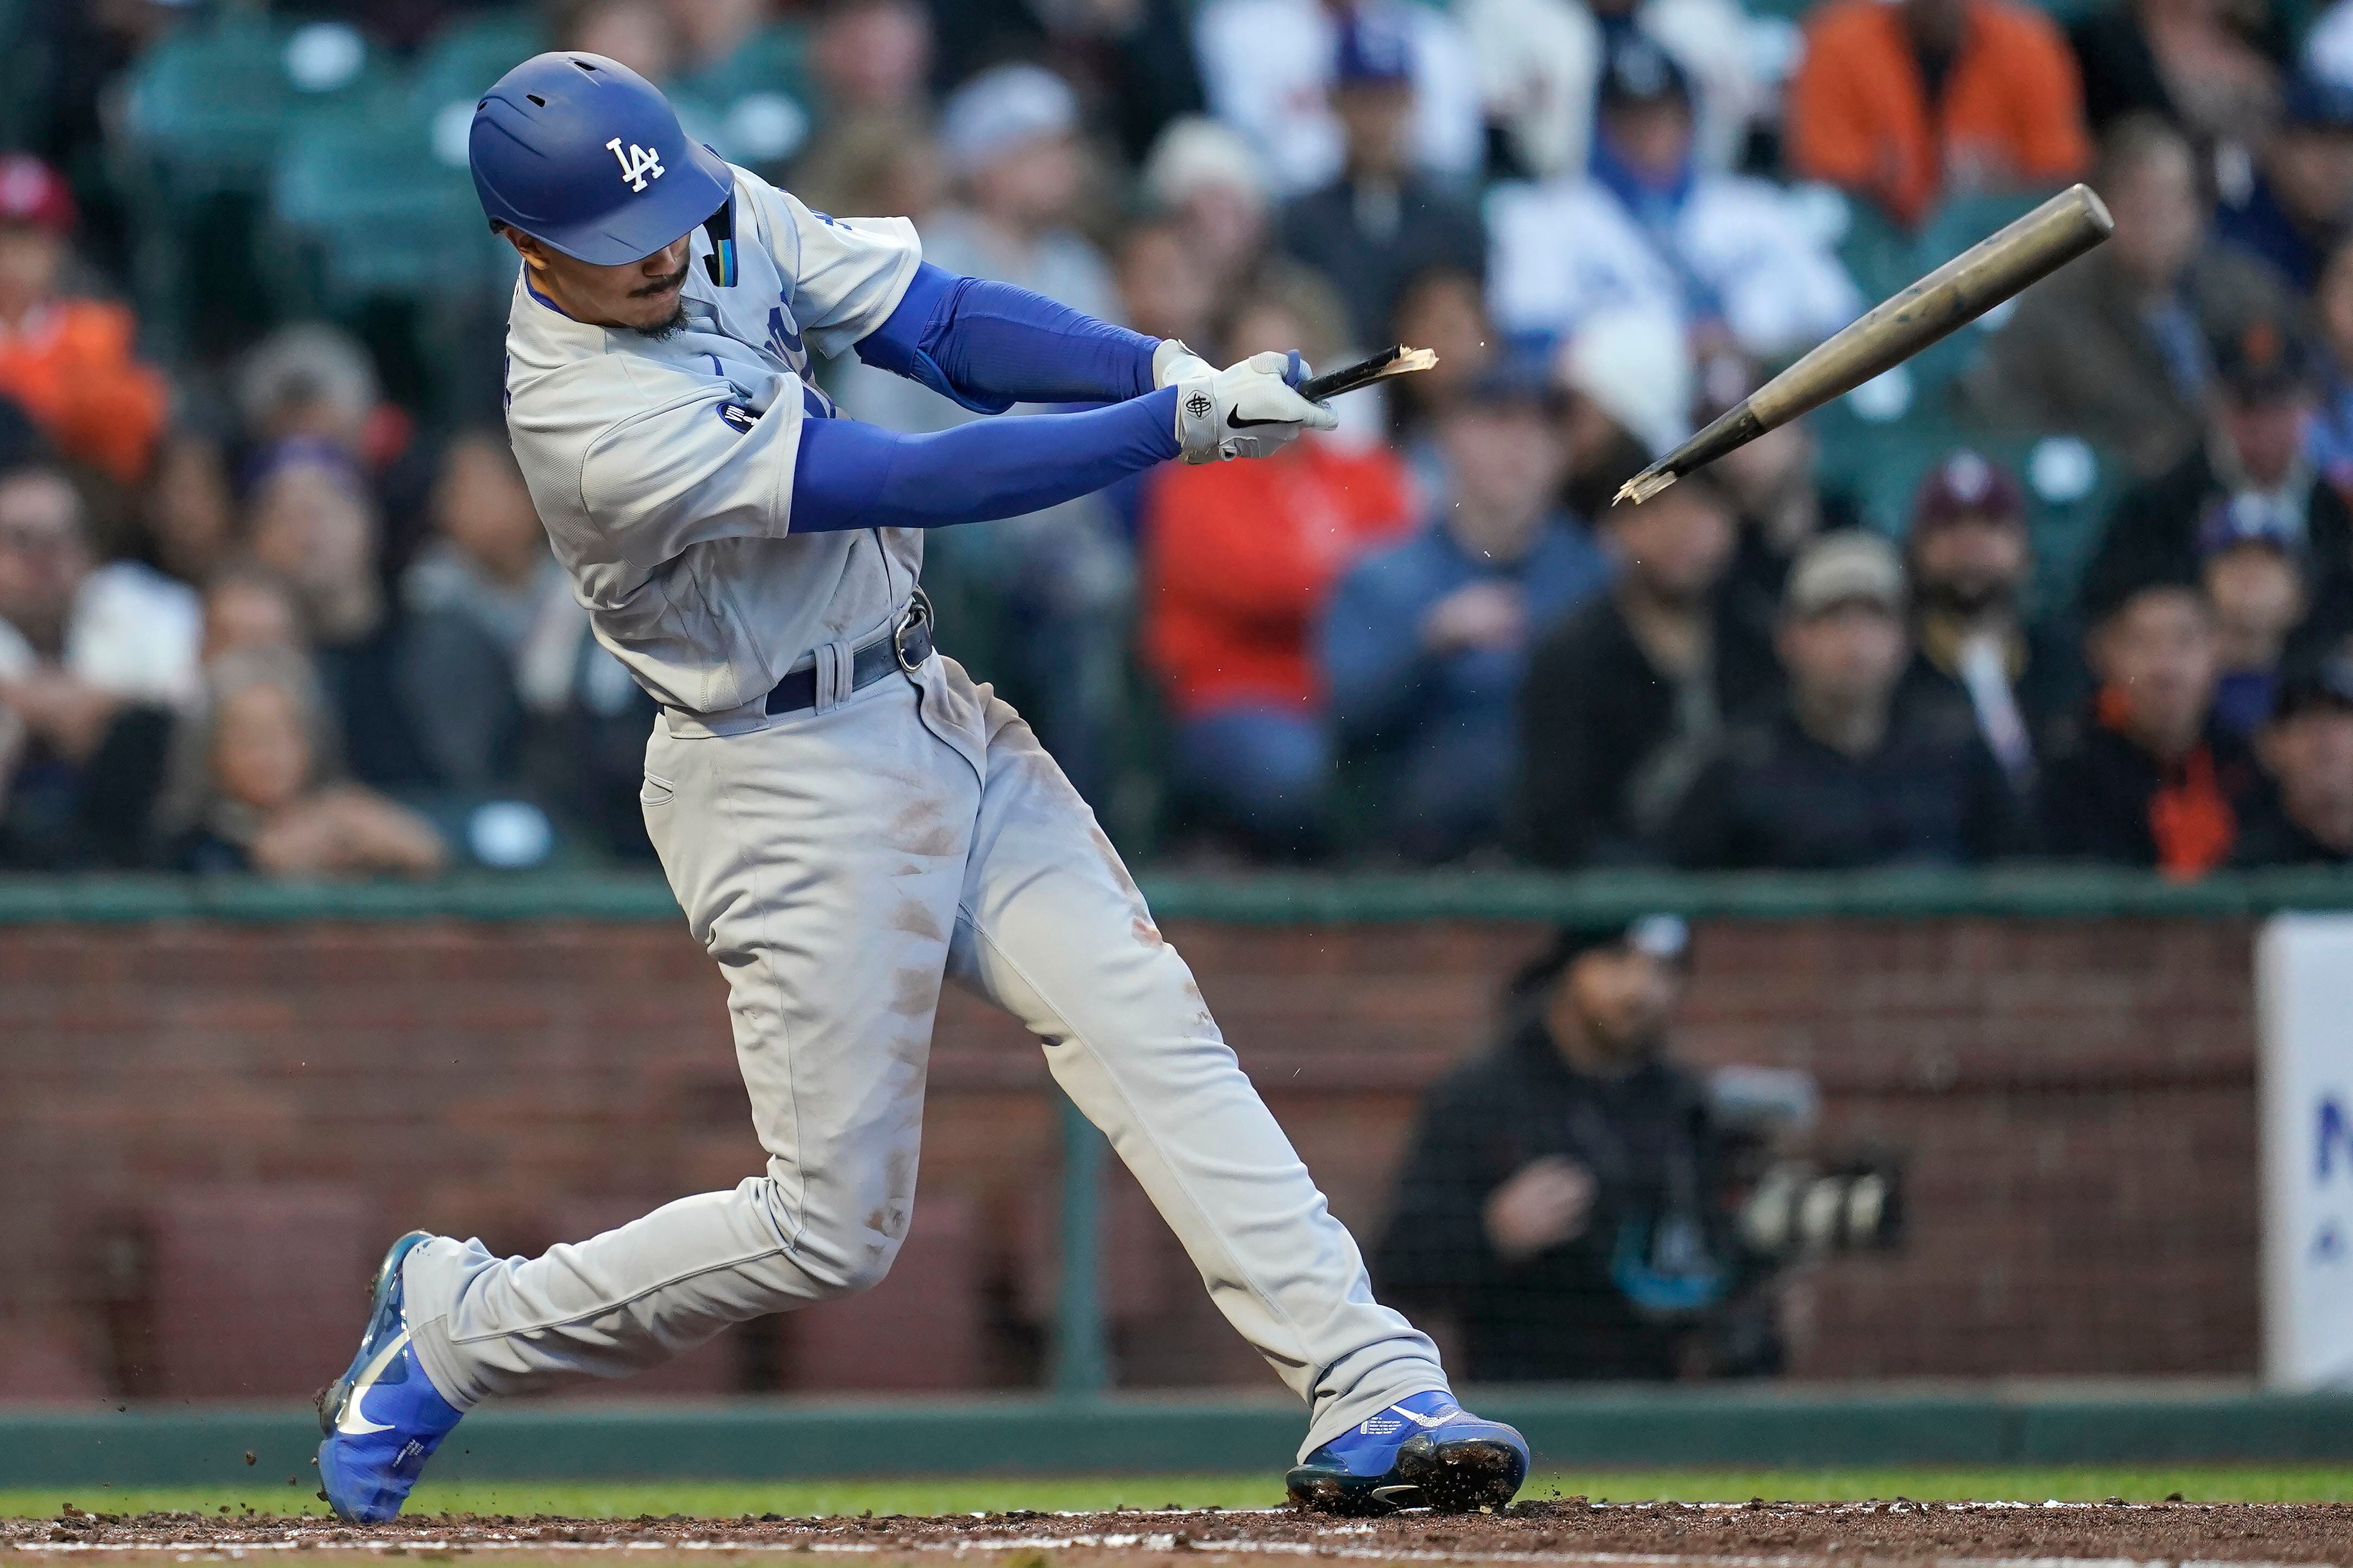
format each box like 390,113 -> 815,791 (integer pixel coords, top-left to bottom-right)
502,162 -> 923,717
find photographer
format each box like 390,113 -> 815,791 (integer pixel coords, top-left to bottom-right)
1375,917 -> 1853,1382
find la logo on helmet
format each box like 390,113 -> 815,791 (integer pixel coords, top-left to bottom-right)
607,138 -> 665,192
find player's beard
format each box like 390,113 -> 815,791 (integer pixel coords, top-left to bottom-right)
628,262 -> 693,340
634,297 -> 690,340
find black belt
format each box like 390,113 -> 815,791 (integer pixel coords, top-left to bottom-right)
765,591 -> 934,716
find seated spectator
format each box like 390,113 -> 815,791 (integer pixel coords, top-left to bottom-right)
1787,0 -> 2090,230
1323,360 -> 1614,862
0,155 -> 168,486
1194,0 -> 1483,196
140,428 -> 237,589
243,441 -> 431,789
1462,0 -> 1606,180
789,111 -> 944,227
1713,409 -> 1848,645
0,462 -> 191,868
1144,287 -> 1418,858
2041,579 -> 2263,874
1668,532 -> 2018,868
2237,657 -> 2353,865
925,65 -> 1115,311
397,430 -> 576,792
0,463 -> 198,707
1113,217 -> 1218,359
161,648 -> 446,880
1517,468 -> 1779,867
1138,117 -> 1282,304
1896,452 -> 2085,789
2082,300 -> 2352,615
1489,37 -> 1862,360
808,0 -> 933,125
2217,75 -> 2353,294
1279,12 -> 1490,352
1376,915 -> 1776,1381
925,0 -> 1204,166
1967,115 -> 2297,479
2198,497 -> 2311,738
1460,0 -> 1764,181
1386,267 -> 1497,450
2073,0 -> 2279,147
233,325 -> 431,572
200,567 -> 305,668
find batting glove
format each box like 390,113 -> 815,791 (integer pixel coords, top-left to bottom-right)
1173,352 -> 1339,465
1153,339 -> 1217,389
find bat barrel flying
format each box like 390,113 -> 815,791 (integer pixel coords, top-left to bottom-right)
1615,182 -> 2116,506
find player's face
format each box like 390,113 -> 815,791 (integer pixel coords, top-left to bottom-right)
513,230 -> 696,335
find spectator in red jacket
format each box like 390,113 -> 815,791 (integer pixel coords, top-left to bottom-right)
1143,280 -> 1418,855
0,155 -> 169,486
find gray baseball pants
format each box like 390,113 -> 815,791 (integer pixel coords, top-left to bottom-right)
401,651 -> 1449,1457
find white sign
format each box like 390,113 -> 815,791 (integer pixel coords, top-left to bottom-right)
2255,914 -> 2353,1387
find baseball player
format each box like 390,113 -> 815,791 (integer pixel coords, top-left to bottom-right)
313,52 -> 1526,1522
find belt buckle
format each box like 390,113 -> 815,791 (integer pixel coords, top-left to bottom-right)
892,588 -> 932,675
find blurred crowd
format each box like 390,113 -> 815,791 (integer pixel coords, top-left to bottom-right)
11,0 -> 2353,879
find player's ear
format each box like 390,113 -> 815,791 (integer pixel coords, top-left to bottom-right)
491,221 -> 541,266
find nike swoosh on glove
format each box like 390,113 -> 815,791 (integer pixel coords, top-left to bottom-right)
1173,351 -> 1339,464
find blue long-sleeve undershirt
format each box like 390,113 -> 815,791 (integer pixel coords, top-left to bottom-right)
852,262 -> 1160,412
789,388 -> 1180,533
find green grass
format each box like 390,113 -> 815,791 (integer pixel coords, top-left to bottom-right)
7,1468 -> 2353,1519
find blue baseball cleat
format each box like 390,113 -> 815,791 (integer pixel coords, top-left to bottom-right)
315,1231 -> 464,1523
1286,1391 -> 1529,1514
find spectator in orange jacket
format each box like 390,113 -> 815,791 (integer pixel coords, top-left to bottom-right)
0,156 -> 168,486
1788,0 -> 2092,230
1143,282 -> 1418,857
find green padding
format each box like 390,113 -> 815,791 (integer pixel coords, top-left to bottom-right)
8,1391 -> 2353,1487
7,865 -> 2353,928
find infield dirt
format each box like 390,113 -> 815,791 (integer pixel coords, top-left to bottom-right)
10,1499 -> 2353,1566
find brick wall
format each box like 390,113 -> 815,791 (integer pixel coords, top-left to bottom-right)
0,913 -> 2259,1399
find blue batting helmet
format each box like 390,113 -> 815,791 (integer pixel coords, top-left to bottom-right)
469,52 -> 732,265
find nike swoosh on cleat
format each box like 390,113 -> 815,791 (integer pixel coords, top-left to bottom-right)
1386,1403 -> 1460,1429
336,1331 -> 409,1437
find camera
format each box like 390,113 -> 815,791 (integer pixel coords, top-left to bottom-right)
1706,1065 -> 1907,1261
1737,1160 -> 1905,1258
